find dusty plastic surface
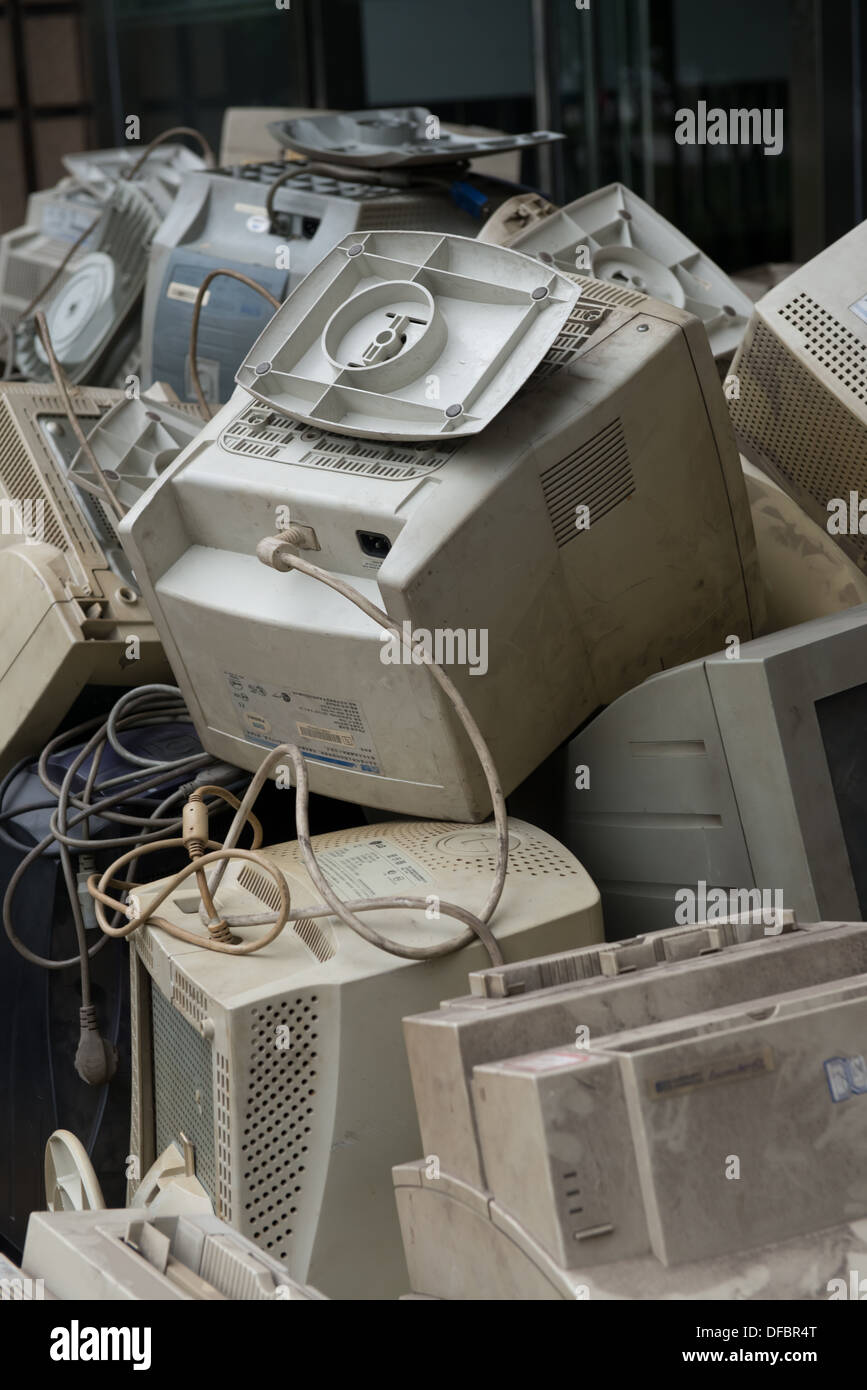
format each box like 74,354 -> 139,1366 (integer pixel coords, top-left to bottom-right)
476,193 -> 558,246
0,184 -> 99,341
236,231 -> 580,440
62,144 -> 206,213
510,182 -> 753,361
69,395 -> 202,511
44,1130 -> 106,1213
729,218 -> 867,573
742,454 -> 867,630
394,1168 -> 867,1301
0,383 -> 170,774
397,921 -> 867,1298
14,179 -> 161,385
141,162 -> 527,407
473,971 -> 867,1269
124,817 -> 601,1299
123,281 -> 762,821
22,1208 -> 327,1300
267,107 -> 563,168
565,603 -> 867,938
404,919 -> 867,1191
129,1141 -> 214,1218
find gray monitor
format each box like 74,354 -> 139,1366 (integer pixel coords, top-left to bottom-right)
563,604 -> 867,938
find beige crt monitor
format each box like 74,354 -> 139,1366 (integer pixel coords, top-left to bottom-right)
504,182 -> 754,365
120,232 -> 763,822
741,454 -> 867,629
0,183 -> 97,350
729,218 -> 867,572
0,383 -> 200,772
396,918 -> 867,1300
124,817 -> 603,1299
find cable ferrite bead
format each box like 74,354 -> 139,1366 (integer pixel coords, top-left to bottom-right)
183,798 -> 209,858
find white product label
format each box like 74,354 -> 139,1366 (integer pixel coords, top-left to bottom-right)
246,215 -> 270,234
167,281 -> 210,306
850,294 -> 867,325
225,671 -> 381,774
314,840 -> 433,898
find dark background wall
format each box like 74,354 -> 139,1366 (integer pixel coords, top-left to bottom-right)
0,1 -> 865,274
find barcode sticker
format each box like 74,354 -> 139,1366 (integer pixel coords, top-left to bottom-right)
225,671 -> 381,774
296,724 -> 355,748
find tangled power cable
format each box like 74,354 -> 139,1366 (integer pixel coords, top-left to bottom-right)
88,551 -> 510,967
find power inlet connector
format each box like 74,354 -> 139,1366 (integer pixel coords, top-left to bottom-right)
257,525 -> 320,572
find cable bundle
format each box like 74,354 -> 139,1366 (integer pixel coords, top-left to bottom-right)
1,685 -> 243,1084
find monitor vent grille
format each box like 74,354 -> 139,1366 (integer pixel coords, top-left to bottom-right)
293,916 -> 336,963
303,822 -> 582,878
237,863 -> 283,913
151,984 -> 216,1205
4,253 -> 52,303
221,408 -> 459,479
241,996 -> 320,1260
127,947 -> 143,1204
171,968 -> 207,1025
134,926 -> 152,973
541,417 -> 634,546
0,401 -> 67,549
776,291 -> 867,402
236,864 -> 336,961
355,196 -> 472,233
215,1052 -> 233,1223
566,272 -> 647,309
529,282 -> 614,383
730,320 -> 867,566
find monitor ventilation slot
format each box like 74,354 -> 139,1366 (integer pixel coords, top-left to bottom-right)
221,407 -> 460,479
531,292 -> 613,382
298,822 -> 584,879
237,864 -> 336,961
564,271 -> 647,308
241,996 -> 320,1260
151,986 -> 216,1206
541,417 -> 635,546
776,291 -> 867,402
0,404 -> 67,550
134,928 -> 153,973
215,1051 -> 233,1223
171,967 -> 208,1026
